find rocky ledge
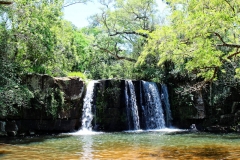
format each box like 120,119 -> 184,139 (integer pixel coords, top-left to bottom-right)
0,74 -> 85,136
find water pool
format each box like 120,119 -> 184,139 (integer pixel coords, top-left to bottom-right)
0,130 -> 240,159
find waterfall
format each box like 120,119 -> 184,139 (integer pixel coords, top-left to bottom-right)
161,84 -> 173,127
81,80 -> 97,131
141,81 -> 165,129
125,80 -> 140,130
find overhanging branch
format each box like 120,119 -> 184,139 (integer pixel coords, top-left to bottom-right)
0,1 -> 12,5
93,44 -> 136,62
212,32 -> 240,48
109,31 -> 148,38
63,0 -> 88,8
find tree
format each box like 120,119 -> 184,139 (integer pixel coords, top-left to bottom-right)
85,0 -> 161,79
0,0 -> 86,76
93,0 -> 159,61
0,3 -> 33,116
70,28 -> 92,73
0,0 -> 88,116
138,0 -> 240,89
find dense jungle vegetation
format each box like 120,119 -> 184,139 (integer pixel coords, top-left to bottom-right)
0,0 -> 240,118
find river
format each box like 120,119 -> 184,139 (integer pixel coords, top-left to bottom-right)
0,130 -> 240,159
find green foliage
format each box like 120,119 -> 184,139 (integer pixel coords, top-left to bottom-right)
0,85 -> 33,117
67,72 -> 87,80
0,57 -> 33,117
95,80 -> 122,127
207,61 -> 240,113
105,81 -> 121,102
0,0 -> 91,76
31,88 -> 64,118
0,0 -> 91,117
171,90 -> 196,120
138,0 -> 240,82
86,0 -> 160,80
8,0 -> 63,74
70,29 -> 92,73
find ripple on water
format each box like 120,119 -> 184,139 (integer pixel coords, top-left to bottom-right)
0,132 -> 240,159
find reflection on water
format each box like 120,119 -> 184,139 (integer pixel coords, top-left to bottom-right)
80,136 -> 93,160
0,131 -> 240,159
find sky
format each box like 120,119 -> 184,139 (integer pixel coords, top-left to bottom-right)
63,0 -> 168,28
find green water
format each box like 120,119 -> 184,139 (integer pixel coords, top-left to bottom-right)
0,130 -> 240,159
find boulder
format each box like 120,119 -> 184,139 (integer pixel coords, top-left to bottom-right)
206,125 -> 228,133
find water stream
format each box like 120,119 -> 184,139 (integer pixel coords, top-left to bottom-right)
141,81 -> 165,129
81,80 -> 98,131
125,80 -> 140,130
1,80 -> 239,159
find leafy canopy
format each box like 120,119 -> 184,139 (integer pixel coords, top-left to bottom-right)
138,0 -> 240,82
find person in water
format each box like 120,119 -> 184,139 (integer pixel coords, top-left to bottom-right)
190,124 -> 198,131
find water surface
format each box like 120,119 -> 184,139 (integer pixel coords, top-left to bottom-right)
0,130 -> 240,159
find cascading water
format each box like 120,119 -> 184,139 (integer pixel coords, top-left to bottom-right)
125,80 -> 140,130
81,80 -> 97,131
141,81 -> 165,129
161,84 -> 173,127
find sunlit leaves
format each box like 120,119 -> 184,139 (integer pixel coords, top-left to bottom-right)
138,0 -> 240,82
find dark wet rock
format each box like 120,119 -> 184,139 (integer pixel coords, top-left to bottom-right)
220,114 -> 235,125
0,121 -> 7,136
5,121 -> 18,136
193,91 -> 205,119
0,121 -> 6,136
237,125 -> 240,132
22,74 -> 84,118
29,130 -> 35,135
19,132 -> 26,136
7,131 -> 17,136
0,121 -> 6,132
5,121 -> 18,132
94,80 -> 127,131
0,74 -> 85,135
206,125 -> 228,133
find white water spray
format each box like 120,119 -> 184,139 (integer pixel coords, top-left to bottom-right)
141,81 -> 165,129
161,84 -> 173,127
125,80 -> 140,130
81,80 -> 98,131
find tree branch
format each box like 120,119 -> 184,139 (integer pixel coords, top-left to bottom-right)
176,81 -> 208,94
0,1 -> 12,5
216,43 -> 240,48
223,0 -> 235,13
213,32 -> 225,44
209,67 -> 219,82
93,44 -> 136,62
227,51 -> 240,59
109,31 -> 148,38
204,51 -> 240,83
212,32 -> 240,48
63,0 -> 88,8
